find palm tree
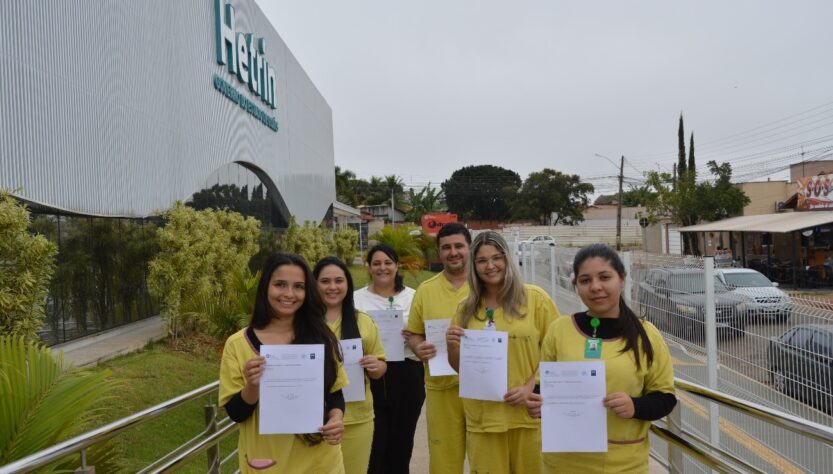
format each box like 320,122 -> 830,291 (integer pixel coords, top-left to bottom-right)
370,225 -> 425,272
404,184 -> 446,223
0,336 -> 119,471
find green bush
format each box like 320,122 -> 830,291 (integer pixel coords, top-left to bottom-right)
148,203 -> 260,341
0,336 -> 120,471
0,191 -> 58,340
332,227 -> 359,264
279,216 -> 333,266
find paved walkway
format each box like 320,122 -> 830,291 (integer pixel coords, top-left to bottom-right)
55,317 -> 667,473
53,316 -> 166,367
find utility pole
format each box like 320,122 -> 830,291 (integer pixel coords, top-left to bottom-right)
616,155 -> 624,251
390,187 -> 395,227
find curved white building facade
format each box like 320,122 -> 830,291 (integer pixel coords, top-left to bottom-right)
0,0 -> 335,223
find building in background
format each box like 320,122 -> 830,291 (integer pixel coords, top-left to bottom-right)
0,0 -> 335,343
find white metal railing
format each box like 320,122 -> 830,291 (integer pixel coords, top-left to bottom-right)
521,242 -> 833,473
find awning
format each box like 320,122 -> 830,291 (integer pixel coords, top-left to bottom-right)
679,211 -> 833,234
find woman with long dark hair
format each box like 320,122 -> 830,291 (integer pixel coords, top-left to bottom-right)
219,252 -> 348,473
314,256 -> 387,474
446,231 -> 561,474
353,244 -> 422,474
527,243 -> 676,473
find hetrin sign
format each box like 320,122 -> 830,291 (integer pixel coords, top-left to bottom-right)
214,0 -> 277,109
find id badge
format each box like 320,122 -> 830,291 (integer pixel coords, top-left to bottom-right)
485,320 -> 496,331
584,338 -> 602,359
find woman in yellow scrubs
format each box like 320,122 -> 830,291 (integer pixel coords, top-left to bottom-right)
219,252 -> 348,473
528,244 -> 676,473
314,256 -> 387,474
447,231 -> 561,474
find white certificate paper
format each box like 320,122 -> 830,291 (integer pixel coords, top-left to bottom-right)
367,310 -> 405,362
540,361 -> 607,452
425,318 -> 457,376
340,338 -> 366,402
259,344 -> 324,435
458,329 -> 508,401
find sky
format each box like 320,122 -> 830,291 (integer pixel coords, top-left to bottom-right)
255,0 -> 833,195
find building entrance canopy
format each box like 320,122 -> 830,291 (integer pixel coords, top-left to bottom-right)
680,211 -> 833,234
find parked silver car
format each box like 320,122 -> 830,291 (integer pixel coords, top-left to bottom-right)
716,268 -> 791,322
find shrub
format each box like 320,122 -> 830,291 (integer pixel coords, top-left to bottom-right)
332,227 -> 359,264
279,216 -> 332,265
148,203 -> 260,341
0,336 -> 119,471
370,225 -> 425,272
0,191 -> 58,339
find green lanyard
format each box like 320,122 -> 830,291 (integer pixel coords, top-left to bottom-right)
590,317 -> 600,338
485,308 -> 495,329
388,296 -> 394,310
585,316 -> 602,359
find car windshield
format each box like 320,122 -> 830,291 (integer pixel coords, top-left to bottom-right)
669,275 -> 730,293
723,272 -> 772,288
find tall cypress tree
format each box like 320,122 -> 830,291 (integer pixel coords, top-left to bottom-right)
677,114 -> 687,179
688,132 -> 696,178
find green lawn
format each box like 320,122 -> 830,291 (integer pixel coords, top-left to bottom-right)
95,337 -> 237,473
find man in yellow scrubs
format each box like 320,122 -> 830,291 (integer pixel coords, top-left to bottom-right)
406,223 -> 471,473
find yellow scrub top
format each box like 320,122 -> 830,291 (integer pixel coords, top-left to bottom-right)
219,328 -> 349,473
452,284 -> 561,433
327,311 -> 387,425
407,271 -> 469,389
540,315 -> 675,473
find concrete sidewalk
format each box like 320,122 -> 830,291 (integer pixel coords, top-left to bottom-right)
54,317 -> 667,473
52,316 -> 166,367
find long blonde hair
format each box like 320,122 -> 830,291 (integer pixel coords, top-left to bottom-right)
458,231 -> 527,327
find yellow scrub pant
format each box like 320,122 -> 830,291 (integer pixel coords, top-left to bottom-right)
341,420 -> 373,474
426,387 -> 466,474
543,439 -> 650,473
467,427 -> 543,474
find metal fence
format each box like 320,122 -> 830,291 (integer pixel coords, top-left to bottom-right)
517,241 -> 833,473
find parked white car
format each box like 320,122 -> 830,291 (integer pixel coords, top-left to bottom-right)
716,268 -> 792,322
514,236 -> 556,266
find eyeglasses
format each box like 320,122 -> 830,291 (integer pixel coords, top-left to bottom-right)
474,254 -> 506,266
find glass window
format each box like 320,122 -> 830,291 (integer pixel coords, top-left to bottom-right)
723,272 -> 773,288
789,328 -> 813,349
811,330 -> 833,358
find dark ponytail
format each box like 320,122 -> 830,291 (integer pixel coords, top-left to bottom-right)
573,244 -> 654,369
313,256 -> 361,341
366,243 -> 405,292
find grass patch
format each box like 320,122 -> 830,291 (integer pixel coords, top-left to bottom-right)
349,265 -> 437,289
95,335 -> 237,473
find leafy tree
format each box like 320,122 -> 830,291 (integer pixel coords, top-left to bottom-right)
620,185 -> 657,207
510,169 -> 594,225
148,203 -> 260,341
645,161 -> 749,256
404,184 -> 445,224
688,132 -> 696,178
442,165 -> 521,220
0,191 -> 58,339
334,167 -> 406,207
677,114 -> 687,179
0,336 -> 120,472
